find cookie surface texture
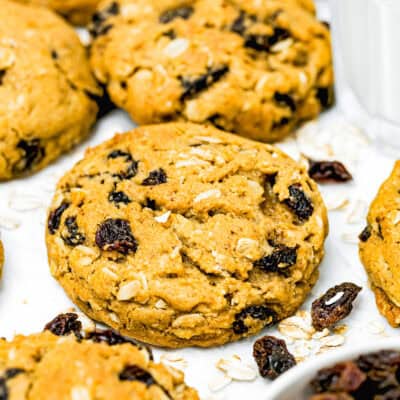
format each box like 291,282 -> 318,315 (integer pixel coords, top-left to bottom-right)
0,330 -> 198,399
359,161 -> 400,327
46,123 -> 328,348
0,0 -> 101,180
89,0 -> 333,142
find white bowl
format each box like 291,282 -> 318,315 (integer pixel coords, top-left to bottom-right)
269,337 -> 400,400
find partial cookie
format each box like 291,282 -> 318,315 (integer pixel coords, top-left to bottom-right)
46,123 -> 328,348
14,0 -> 101,25
89,0 -> 333,142
0,0 -> 101,180
359,161 -> 400,327
0,239 -> 3,279
0,313 -> 198,399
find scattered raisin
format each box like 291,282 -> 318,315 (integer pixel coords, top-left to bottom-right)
359,225 -> 372,242
48,202 -> 70,234
141,168 -> 167,186
109,191 -> 131,205
85,87 -> 116,118
119,365 -> 155,386
283,184 -> 314,221
272,116 -> 290,129
15,139 -> 45,172
233,306 -> 275,334
308,160 -> 352,183
180,65 -> 229,101
254,245 -> 297,274
142,198 -> 158,210
107,150 -> 132,161
159,6 -> 194,24
245,28 -> 290,52
274,92 -> 297,112
311,282 -> 362,331
311,362 -> 366,393
0,70 -> 6,85
231,11 -> 256,36
316,87 -> 334,109
253,336 -> 296,380
50,50 -> 58,60
90,1 -> 119,37
44,313 -> 82,339
4,369 -> 24,380
95,218 -> 138,254
62,216 -> 85,247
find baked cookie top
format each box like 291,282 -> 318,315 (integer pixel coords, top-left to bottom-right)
359,161 -> 400,326
89,0 -> 332,142
46,123 -> 328,348
15,0 -> 102,25
0,0 -> 101,180
0,313 -> 198,399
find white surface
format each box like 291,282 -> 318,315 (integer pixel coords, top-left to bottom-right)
0,4 -> 399,400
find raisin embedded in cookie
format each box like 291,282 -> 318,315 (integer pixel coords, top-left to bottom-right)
0,317 -> 198,399
359,161 -> 400,327
0,0 -> 101,180
15,0 -> 101,25
46,123 -> 328,348
89,0 -> 333,142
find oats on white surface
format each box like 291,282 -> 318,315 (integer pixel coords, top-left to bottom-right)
312,328 -> 330,340
0,215 -> 21,230
8,193 -> 45,212
346,199 -> 367,224
319,334 -> 345,348
341,230 -> 360,244
278,311 -> 315,340
208,374 -> 232,392
367,320 -> 385,335
160,354 -> 188,371
216,355 -> 257,381
324,192 -> 350,211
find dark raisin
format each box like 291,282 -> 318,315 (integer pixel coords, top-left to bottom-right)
359,225 -> 372,242
4,369 -> 24,380
379,388 -> 400,400
44,313 -> 82,339
233,306 -> 275,334
107,150 -> 132,161
253,336 -> 296,380
90,1 -> 119,38
95,218 -> 137,254
311,362 -> 366,393
141,168 -> 167,186
274,92 -> 297,112
272,116 -> 290,129
119,365 -> 155,386
357,350 -> 400,375
231,11 -> 257,36
316,87 -> 334,109
108,191 -> 131,205
142,198 -> 158,210
85,87 -> 116,118
124,160 -> 139,179
254,245 -> 297,273
50,50 -> 58,60
244,28 -> 290,52
48,202 -> 70,234
0,70 -> 6,85
0,379 -> 7,400
180,65 -> 229,101
308,160 -> 352,183
162,29 -> 176,39
283,184 -> 314,221
62,216 -> 85,247
15,139 -> 45,172
159,6 -> 194,24
311,282 -> 362,331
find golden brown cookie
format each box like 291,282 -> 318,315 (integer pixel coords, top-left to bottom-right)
0,0 -> 101,180
0,313 -> 198,399
14,0 -> 101,25
89,0 -> 333,142
359,161 -> 400,327
46,123 -> 328,348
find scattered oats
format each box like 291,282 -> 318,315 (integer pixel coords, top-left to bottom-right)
161,354 -> 188,371
346,200 -> 367,224
194,189 -> 221,203
319,334 -> 345,348
299,71 -> 308,86
312,328 -> 330,340
393,211 -> 400,225
291,342 -> 311,359
208,374 -> 232,392
163,38 -> 189,58
108,312 -> 120,323
102,267 -> 118,279
341,230 -> 360,244
0,215 -> 21,230
333,325 -> 348,335
75,312 -> 96,333
193,136 -> 223,144
278,315 -> 315,340
155,299 -> 168,309
190,147 -> 214,160
71,386 -> 91,400
77,257 -> 93,267
154,211 -> 171,224
324,192 -> 350,211
270,38 -> 293,53
216,355 -> 257,381
367,320 -> 385,335
8,193 -> 45,211
137,272 -> 148,291
77,29 -> 91,46
172,314 -> 204,328
176,158 -> 209,168
255,74 -> 269,92
117,281 -> 141,301
235,238 -> 259,260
